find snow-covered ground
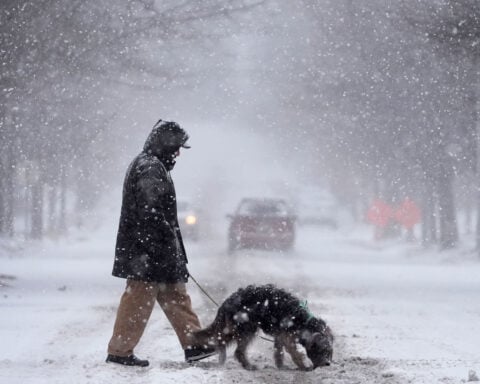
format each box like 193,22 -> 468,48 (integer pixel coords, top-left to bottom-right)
1,222 -> 479,384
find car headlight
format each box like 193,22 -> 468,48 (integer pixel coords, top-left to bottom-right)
185,215 -> 197,225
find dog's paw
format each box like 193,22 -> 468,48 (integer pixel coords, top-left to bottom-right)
244,364 -> 258,371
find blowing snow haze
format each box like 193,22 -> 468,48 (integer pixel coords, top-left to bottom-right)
2,2 -> 480,384
1,1 -> 480,255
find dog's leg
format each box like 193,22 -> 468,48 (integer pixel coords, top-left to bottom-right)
273,336 -> 285,369
234,334 -> 257,370
218,345 -> 227,365
284,335 -> 311,371
217,323 -> 235,366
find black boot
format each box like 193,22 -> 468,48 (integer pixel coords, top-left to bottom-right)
185,346 -> 217,363
106,354 -> 149,367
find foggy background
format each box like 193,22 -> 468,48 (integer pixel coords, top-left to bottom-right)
1,0 -> 479,252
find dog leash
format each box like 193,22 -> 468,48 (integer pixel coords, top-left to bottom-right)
189,273 -> 274,343
189,274 -> 220,307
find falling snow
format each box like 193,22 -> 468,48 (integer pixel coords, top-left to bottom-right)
1,1 -> 480,383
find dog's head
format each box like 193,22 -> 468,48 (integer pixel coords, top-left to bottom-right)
301,328 -> 333,369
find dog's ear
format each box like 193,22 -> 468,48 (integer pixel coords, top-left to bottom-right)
310,332 -> 324,346
299,330 -> 315,347
325,326 -> 334,342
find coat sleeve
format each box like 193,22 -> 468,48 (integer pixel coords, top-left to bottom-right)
135,161 -> 176,254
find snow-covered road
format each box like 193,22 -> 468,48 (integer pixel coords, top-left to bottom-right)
1,224 -> 479,383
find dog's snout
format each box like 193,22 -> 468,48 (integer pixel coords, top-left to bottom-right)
313,361 -> 331,369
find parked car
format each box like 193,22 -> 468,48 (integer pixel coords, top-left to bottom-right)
177,200 -> 200,241
296,187 -> 339,229
227,198 -> 296,253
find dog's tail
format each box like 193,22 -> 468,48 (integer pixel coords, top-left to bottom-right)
191,307 -> 229,348
191,326 -> 216,347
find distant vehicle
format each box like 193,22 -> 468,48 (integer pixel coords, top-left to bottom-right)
177,200 -> 200,241
296,187 -> 339,229
227,198 -> 296,253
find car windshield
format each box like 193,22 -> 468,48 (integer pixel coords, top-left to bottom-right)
237,200 -> 289,216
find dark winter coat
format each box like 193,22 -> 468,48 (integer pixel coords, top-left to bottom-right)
112,123 -> 189,283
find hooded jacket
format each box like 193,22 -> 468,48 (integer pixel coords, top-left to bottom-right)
112,121 -> 189,283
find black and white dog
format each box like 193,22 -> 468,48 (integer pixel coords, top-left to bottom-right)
191,284 -> 333,370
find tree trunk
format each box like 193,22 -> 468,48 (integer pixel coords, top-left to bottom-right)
475,55 -> 480,254
421,177 -> 437,246
47,184 -> 57,235
0,149 -> 5,235
437,165 -> 458,250
58,164 -> 67,234
3,144 -> 15,237
30,179 -> 44,240
0,117 -> 15,237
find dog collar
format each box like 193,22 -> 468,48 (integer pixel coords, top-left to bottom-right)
299,300 -> 315,322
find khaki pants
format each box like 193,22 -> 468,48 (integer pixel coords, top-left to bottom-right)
107,280 -> 201,357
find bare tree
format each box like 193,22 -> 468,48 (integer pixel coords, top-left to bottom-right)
278,0 -> 472,248
0,0 -> 269,239
398,0 -> 479,250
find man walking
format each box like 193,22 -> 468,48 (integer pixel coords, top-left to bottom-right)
106,119 -> 215,367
